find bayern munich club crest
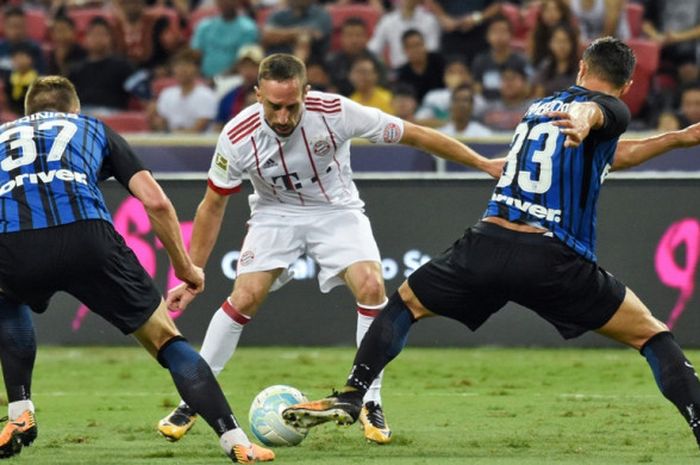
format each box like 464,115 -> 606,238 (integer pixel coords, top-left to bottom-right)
383,122 -> 401,143
311,137 -> 332,157
240,250 -> 255,266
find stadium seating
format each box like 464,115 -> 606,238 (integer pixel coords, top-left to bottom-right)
626,2 -> 644,39
326,4 -> 382,51
100,111 -> 149,133
621,38 -> 660,117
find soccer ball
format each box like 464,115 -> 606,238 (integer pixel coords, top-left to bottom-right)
248,385 -> 309,447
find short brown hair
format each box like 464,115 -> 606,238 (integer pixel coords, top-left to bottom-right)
258,53 -> 307,86
24,76 -> 80,115
171,47 -> 200,67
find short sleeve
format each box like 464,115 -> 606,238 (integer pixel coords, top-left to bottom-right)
589,93 -> 630,140
339,96 -> 404,144
99,125 -> 147,188
207,131 -> 243,195
195,87 -> 218,120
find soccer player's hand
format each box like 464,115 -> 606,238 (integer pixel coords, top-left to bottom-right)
485,157 -> 506,179
167,283 -> 198,311
179,264 -> 205,294
547,110 -> 593,148
676,121 -> 700,147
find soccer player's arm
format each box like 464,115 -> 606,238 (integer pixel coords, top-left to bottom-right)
549,94 -> 630,148
612,122 -> 700,171
338,96 -> 503,179
400,121 -> 503,179
101,126 -> 204,294
167,135 -> 242,310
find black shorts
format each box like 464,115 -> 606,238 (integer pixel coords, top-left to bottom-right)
407,221 -> 627,339
0,220 -> 162,334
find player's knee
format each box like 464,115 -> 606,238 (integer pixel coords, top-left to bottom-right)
398,282 -> 432,320
353,275 -> 385,305
230,287 -> 265,315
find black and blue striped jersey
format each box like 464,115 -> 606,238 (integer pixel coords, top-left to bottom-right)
483,85 -> 631,262
0,112 -> 145,233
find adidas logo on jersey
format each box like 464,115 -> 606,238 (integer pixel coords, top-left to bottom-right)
262,159 -> 278,169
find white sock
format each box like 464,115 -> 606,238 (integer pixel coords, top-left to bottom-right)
178,301 -> 250,409
220,427 -> 251,451
356,298 -> 388,406
8,400 -> 34,420
200,302 -> 250,376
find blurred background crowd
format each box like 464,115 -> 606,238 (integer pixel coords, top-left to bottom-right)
0,0 -> 697,135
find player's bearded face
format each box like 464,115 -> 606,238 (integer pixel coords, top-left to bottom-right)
257,79 -> 308,136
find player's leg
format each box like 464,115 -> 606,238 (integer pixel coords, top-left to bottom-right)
161,213 -> 301,440
134,300 -> 274,463
159,270 -> 283,441
342,260 -> 391,443
200,270 -> 283,376
596,287 -> 700,448
283,281 -> 432,428
0,296 -> 37,458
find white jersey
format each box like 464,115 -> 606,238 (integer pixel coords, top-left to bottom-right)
208,91 -> 404,215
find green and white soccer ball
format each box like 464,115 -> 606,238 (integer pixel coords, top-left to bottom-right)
248,385 -> 309,446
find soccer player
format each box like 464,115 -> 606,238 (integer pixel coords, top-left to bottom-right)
158,53 -> 503,444
282,37 -> 700,452
0,76 -> 274,463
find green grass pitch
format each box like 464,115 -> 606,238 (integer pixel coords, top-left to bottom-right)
4,346 -> 699,464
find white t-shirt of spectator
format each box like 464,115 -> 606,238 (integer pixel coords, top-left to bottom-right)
438,121 -> 493,139
156,84 -> 218,131
208,91 -> 405,216
368,6 -> 441,68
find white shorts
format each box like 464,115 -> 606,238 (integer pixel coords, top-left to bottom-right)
237,209 -> 381,293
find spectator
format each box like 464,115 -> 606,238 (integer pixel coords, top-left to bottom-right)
416,57 -> 487,127
532,22 -> 580,98
390,83 -> 418,121
368,0 -> 441,69
307,60 -> 332,91
438,84 -> 493,138
394,29 -> 445,103
150,48 -> 217,133
656,81 -> 700,131
214,44 -> 264,131
425,0 -> 501,64
643,0 -> 700,90
3,45 -> 38,115
529,0 -> 575,67
68,17 -> 135,115
349,55 -> 393,114
262,0 -> 332,63
471,14 -> 531,101
480,62 -> 533,131
113,0 -> 180,69
191,0 -> 259,78
570,0 -> 630,41
326,17 -> 387,96
47,15 -> 87,76
0,6 -> 46,75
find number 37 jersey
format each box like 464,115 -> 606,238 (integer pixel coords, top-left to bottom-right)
0,112 -> 145,233
484,85 -> 631,262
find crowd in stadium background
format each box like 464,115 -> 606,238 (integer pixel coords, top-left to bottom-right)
0,0 -> 697,135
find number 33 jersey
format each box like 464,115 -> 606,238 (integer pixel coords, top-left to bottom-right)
0,112 -> 145,233
208,91 -> 405,215
484,85 -> 631,262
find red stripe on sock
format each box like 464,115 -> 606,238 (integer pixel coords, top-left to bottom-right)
222,300 -> 251,325
357,306 -> 380,318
